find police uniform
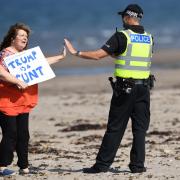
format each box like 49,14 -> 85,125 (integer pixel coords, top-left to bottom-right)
83,4 -> 153,174
93,24 -> 153,172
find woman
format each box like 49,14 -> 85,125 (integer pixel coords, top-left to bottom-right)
0,23 -> 66,176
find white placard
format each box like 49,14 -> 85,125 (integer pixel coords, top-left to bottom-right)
4,46 -> 56,85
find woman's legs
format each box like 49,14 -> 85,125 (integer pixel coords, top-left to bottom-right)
16,113 -> 30,169
0,112 -> 17,167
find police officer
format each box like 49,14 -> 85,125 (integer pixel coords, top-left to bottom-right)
65,4 -> 153,174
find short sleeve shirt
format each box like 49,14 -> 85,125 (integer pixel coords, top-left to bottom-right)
0,48 -> 38,116
101,25 -> 147,56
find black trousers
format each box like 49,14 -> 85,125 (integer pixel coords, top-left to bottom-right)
95,84 -> 150,170
0,112 -> 29,169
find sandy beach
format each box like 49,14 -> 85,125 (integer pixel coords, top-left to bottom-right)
0,49 -> 180,179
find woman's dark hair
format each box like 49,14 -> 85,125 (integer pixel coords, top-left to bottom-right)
0,23 -> 31,51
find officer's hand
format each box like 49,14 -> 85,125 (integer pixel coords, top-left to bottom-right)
64,39 -> 77,55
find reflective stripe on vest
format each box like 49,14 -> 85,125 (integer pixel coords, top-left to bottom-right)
114,29 -> 153,79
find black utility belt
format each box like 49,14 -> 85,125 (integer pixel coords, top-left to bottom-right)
116,75 -> 155,88
116,77 -> 147,85
109,75 -> 155,96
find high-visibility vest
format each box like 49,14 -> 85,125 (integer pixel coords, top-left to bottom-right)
114,29 -> 153,79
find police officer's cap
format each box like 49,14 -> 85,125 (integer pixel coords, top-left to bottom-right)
118,4 -> 143,19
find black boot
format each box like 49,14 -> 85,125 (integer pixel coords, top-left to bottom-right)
83,165 -> 108,174
129,165 -> 146,173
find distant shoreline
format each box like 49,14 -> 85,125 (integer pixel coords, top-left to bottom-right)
50,48 -> 180,69
53,65 -> 180,77
50,48 -> 180,77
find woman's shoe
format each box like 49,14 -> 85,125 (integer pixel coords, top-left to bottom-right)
19,168 -> 29,174
0,168 -> 16,176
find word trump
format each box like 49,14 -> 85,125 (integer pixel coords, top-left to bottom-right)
4,46 -> 55,86
8,50 -> 37,69
130,34 -> 151,44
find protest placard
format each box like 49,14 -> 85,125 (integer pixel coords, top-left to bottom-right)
4,46 -> 56,86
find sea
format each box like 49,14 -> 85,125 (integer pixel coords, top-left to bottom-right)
0,0 -> 180,75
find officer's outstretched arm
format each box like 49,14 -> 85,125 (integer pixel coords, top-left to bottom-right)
64,38 -> 109,60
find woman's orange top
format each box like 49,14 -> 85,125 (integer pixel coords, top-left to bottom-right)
0,48 -> 38,116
